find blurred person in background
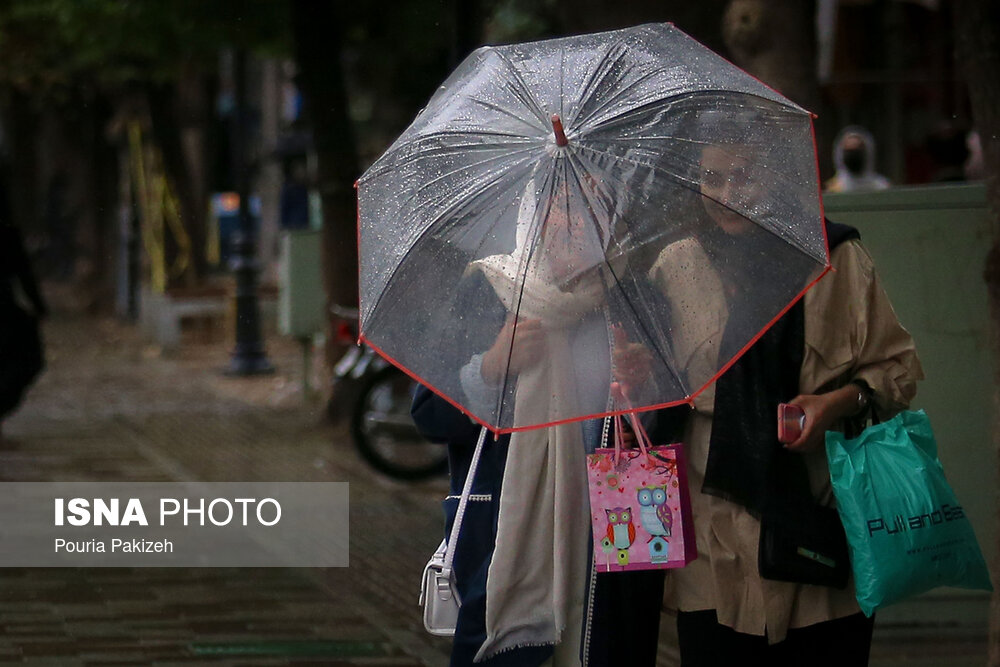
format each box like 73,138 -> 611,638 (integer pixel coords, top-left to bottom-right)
824,126 -> 891,193
0,216 -> 47,438
279,156 -> 310,231
925,120 -> 970,183
964,129 -> 985,181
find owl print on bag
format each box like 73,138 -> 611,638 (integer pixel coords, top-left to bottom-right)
637,484 -> 672,537
606,506 -> 636,567
606,507 -> 635,547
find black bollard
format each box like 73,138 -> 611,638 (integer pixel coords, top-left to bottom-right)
226,48 -> 273,376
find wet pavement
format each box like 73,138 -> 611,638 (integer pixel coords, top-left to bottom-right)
0,306 -> 990,665
1,309 -> 452,665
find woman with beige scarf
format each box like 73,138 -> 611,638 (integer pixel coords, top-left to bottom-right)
413,178 -> 666,666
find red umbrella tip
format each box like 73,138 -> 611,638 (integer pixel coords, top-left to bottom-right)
551,114 -> 569,147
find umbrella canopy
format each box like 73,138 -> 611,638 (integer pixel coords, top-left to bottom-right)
357,23 -> 830,433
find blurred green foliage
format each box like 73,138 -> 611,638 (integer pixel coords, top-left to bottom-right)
485,0 -> 559,43
0,0 -> 290,99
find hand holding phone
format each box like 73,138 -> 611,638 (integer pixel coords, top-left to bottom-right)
777,403 -> 806,444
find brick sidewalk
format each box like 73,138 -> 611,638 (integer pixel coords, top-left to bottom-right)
1,312 -> 452,665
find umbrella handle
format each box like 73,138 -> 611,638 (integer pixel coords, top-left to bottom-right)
551,114 -> 568,147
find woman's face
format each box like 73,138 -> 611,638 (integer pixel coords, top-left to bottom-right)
537,188 -> 603,285
699,145 -> 758,236
539,192 -> 587,281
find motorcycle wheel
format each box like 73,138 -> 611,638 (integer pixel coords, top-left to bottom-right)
350,366 -> 448,481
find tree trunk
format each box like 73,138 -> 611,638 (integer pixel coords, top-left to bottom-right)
175,61 -> 214,280
0,90 -> 40,236
80,92 -> 119,312
145,78 -> 209,285
953,1 -> 1000,664
721,0 -> 819,113
289,1 -> 360,317
721,0 -> 832,179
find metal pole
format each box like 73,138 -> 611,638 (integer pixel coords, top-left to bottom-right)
227,48 -> 274,376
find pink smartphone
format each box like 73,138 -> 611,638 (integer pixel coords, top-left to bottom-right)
777,403 -> 806,444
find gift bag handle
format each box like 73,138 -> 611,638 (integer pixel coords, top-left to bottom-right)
610,381 -> 654,464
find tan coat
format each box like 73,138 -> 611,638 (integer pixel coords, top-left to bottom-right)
648,238 -> 923,642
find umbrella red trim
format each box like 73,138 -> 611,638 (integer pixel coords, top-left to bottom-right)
811,118 -> 832,260
359,332 -> 700,435
359,258 -> 831,436
357,333 -> 513,435
354,180 -> 363,344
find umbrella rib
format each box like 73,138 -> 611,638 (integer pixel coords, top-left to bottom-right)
362,158 -> 538,331
601,255 -> 688,397
569,140 -> 815,259
577,129 -> 825,261
373,138 -> 536,170
582,89 -> 809,137
408,128 -> 539,143
574,67 -> 664,133
379,144 -> 539,226
361,127 -> 534,180
571,40 -> 649,130
565,161 -> 608,249
494,245 -> 534,430
559,47 -> 564,119
570,138 -> 784,221
566,125 -> 812,210
493,166 -> 559,427
576,40 -> 630,107
466,96 -> 548,135
490,49 -> 550,126
563,150 -> 688,396
363,134 -> 538,182
571,141 -> 702,194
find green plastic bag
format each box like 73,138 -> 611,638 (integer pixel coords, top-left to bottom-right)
826,410 -> 993,616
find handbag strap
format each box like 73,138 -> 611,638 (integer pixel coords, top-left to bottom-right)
442,425 -> 488,576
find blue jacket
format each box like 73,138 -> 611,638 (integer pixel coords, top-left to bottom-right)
412,386 -> 552,666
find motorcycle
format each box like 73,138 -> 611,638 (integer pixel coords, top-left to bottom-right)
329,306 -> 448,482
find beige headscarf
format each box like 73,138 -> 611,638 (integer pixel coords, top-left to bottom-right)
470,180 -> 607,664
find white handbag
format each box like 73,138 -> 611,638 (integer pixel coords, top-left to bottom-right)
420,538 -> 461,636
419,426 -> 488,637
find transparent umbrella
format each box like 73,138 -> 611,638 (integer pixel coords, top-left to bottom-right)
357,23 -> 830,433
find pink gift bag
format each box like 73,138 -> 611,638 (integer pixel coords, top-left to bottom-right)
587,405 -> 697,572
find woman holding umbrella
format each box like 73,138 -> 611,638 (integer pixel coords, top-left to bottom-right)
412,174 -> 665,667
646,137 -> 924,665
